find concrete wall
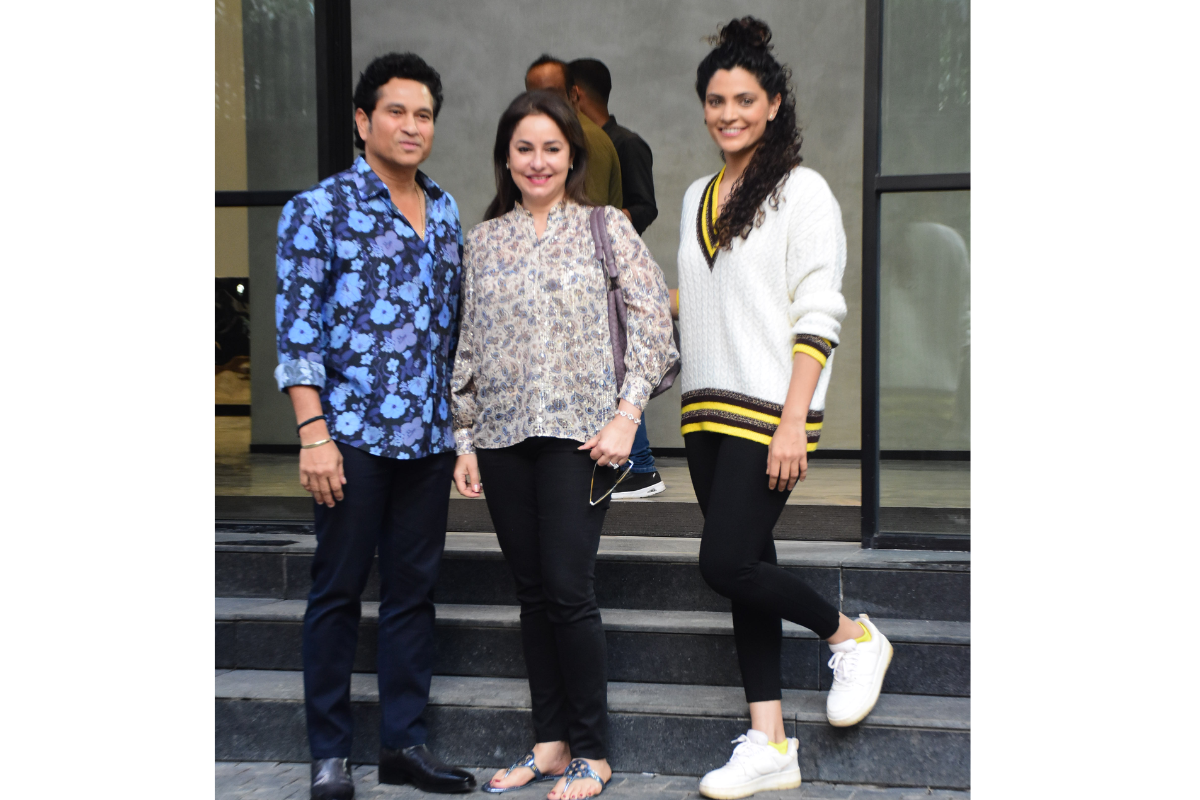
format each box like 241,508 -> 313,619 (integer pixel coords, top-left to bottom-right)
345,0 -> 866,449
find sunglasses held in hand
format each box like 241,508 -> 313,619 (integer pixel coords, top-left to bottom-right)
589,460 -> 634,506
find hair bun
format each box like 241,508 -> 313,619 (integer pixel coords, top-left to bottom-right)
711,16 -> 773,52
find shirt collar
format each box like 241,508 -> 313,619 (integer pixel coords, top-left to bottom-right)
514,198 -> 569,219
351,156 -> 445,203
513,198 -> 571,237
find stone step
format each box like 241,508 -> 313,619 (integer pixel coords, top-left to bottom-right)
216,761 -> 971,799
216,497 -> 972,541
216,531 -> 970,621
215,671 -> 969,789
216,600 -> 969,697
216,496 -> 858,541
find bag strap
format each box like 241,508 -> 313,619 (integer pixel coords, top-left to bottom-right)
587,205 -> 680,401
589,206 -> 619,290
589,206 -> 627,395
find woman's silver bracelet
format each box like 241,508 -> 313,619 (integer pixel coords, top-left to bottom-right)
615,409 -> 641,426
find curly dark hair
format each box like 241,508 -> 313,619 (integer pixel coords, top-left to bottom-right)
695,17 -> 803,249
353,52 -> 444,149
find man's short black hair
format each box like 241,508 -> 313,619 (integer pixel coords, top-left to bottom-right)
567,59 -> 611,104
353,52 -> 444,148
526,54 -> 574,88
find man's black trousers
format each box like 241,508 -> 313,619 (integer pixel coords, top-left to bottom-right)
476,437 -> 611,760
302,442 -> 455,758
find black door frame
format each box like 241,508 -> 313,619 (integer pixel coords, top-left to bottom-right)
861,0 -> 970,551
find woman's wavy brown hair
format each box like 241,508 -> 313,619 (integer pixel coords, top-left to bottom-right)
484,91 -> 591,221
695,16 -> 803,249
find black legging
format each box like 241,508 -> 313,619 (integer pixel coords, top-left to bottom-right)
476,437 -> 610,760
686,431 -> 841,703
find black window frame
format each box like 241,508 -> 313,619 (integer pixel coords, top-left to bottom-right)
861,0 -> 970,551
214,0 -> 353,210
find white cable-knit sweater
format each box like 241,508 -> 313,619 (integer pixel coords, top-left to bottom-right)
677,165 -> 847,449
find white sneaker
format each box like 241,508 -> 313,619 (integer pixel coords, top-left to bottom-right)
825,614 -> 894,727
697,729 -> 801,799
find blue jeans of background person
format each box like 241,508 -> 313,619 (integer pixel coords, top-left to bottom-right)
302,442 -> 456,759
628,422 -> 656,474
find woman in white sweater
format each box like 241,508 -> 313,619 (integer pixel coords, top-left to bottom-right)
678,18 -> 895,799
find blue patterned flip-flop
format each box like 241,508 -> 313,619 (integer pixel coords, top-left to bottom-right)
482,749 -> 564,794
559,758 -> 609,798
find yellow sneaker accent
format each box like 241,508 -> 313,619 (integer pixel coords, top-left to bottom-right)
767,740 -> 789,755
854,622 -> 872,644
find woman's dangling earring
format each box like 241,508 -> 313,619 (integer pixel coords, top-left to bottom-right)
505,161 -> 510,169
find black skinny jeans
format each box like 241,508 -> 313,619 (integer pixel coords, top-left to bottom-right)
686,431 -> 841,703
476,437 -> 610,760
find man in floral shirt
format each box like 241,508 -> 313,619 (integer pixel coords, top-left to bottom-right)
275,52 -> 474,800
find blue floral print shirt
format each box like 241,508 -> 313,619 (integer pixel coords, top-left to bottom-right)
274,156 -> 463,460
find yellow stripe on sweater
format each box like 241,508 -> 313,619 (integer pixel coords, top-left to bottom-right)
680,420 -> 822,451
700,166 -> 725,257
680,404 -> 825,431
792,343 -> 828,367
681,401 -> 781,426
681,420 -> 774,445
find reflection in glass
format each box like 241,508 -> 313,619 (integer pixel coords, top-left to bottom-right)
881,0 -> 970,175
213,205 -> 284,410
216,278 -> 251,405
879,191 -> 969,529
215,0 -> 317,192
880,191 -> 969,452
216,0 -> 248,192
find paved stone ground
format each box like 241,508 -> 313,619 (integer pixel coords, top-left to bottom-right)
216,763 -> 968,800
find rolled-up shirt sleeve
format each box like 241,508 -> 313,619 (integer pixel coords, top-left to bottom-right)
604,207 -> 678,410
274,195 -> 333,392
449,230 -> 480,455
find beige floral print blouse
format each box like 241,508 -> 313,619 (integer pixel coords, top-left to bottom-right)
451,200 -> 677,455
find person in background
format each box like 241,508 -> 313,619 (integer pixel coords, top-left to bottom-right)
568,57 -> 666,499
451,91 -> 677,799
525,55 -> 623,209
274,52 -> 477,800
675,18 -> 894,799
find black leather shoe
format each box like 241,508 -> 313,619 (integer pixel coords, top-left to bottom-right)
311,758 -> 355,800
379,744 -> 477,793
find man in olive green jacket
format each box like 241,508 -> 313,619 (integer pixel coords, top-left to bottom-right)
525,54 -> 623,209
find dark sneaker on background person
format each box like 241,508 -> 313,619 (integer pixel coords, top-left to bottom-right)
611,469 -> 666,499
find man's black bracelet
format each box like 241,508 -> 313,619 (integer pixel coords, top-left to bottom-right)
297,414 -> 326,434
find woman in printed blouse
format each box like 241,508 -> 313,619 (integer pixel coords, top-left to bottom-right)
675,18 -> 895,799
450,91 -> 676,800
